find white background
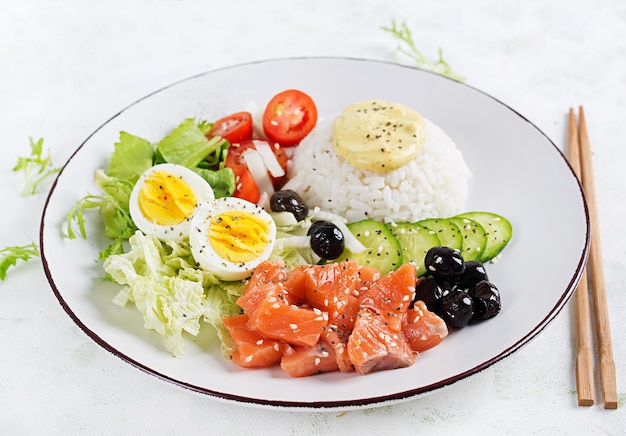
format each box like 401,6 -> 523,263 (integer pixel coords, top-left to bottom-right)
1,1 -> 624,434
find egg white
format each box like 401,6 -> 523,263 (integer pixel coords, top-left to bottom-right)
129,163 -> 215,241
189,197 -> 277,281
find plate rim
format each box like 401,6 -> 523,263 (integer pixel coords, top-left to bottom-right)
39,56 -> 591,410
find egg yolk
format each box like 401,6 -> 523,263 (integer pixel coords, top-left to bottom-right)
138,170 -> 197,226
208,211 -> 270,263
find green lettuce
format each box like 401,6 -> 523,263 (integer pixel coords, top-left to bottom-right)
107,131 -> 154,183
0,242 -> 40,281
66,120 -> 235,260
192,167 -> 235,199
157,118 -> 228,168
66,169 -> 137,259
104,231 -> 244,357
13,137 -> 61,196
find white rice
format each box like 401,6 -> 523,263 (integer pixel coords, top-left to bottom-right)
283,116 -> 471,223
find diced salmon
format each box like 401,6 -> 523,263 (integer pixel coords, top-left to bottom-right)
359,263 -> 416,332
329,294 -> 360,332
237,282 -> 284,315
222,314 -> 287,368
403,300 -> 449,352
321,327 -> 353,372
355,266 -> 381,295
303,261 -> 360,326
348,308 -> 416,375
225,260 -> 447,377
280,340 -> 339,377
282,264 -> 310,303
243,260 -> 288,295
246,288 -> 329,347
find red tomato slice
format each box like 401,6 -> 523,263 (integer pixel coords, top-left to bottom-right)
208,111 -> 253,144
262,90 -> 318,147
225,139 -> 288,203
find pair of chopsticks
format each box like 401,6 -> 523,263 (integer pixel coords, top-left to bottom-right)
567,107 -> 618,409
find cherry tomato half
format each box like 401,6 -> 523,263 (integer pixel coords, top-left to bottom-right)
225,139 -> 288,203
208,111 -> 253,144
262,90 -> 318,147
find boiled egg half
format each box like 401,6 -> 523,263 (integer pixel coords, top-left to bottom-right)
189,197 -> 277,281
129,163 -> 215,241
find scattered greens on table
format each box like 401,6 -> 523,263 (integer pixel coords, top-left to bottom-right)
0,243 -> 40,281
1,138 -> 62,281
13,137 -> 61,197
382,19 -> 465,82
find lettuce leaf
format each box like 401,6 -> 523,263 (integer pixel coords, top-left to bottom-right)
104,231 -> 244,357
66,170 -> 137,259
192,166 -> 235,198
157,118 -> 227,168
107,131 -> 154,183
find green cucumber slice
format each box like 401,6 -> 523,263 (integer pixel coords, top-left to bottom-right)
416,218 -> 463,251
387,222 -> 440,277
457,212 -> 512,261
339,219 -> 403,274
448,216 -> 487,262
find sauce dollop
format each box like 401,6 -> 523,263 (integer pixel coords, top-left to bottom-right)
333,100 -> 426,172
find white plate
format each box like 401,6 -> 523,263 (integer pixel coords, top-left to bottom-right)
40,57 -> 589,410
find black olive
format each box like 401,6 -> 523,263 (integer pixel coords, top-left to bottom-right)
456,261 -> 489,292
424,246 -> 465,282
441,289 -> 474,328
307,221 -> 345,260
472,280 -> 501,321
413,277 -> 445,313
269,190 -> 309,221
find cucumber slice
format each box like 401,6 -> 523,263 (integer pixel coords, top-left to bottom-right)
387,222 -> 440,277
457,212 -> 512,261
448,216 -> 487,262
339,219 -> 403,274
416,218 -> 463,251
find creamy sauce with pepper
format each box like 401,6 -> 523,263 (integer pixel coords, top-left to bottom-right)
332,100 -> 426,172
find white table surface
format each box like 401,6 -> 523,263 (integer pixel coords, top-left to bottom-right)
1,0 -> 624,434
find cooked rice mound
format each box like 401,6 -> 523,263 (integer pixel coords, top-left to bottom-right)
283,117 -> 471,223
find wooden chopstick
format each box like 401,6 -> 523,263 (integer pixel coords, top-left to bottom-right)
567,109 -> 594,406
568,107 -> 618,409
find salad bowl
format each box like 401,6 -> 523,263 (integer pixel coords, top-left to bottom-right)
40,57 -> 589,409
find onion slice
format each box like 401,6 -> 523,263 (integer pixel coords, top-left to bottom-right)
243,149 -> 274,201
253,140 -> 285,178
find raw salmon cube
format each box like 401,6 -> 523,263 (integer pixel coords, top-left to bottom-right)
280,340 -> 339,377
321,327 -> 354,373
348,308 -> 416,375
246,289 -> 329,347
403,300 -> 448,352
222,314 -> 287,368
359,263 -> 416,332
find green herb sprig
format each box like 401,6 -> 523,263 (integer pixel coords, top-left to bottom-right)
382,19 -> 465,82
13,137 -> 61,196
0,242 -> 40,281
